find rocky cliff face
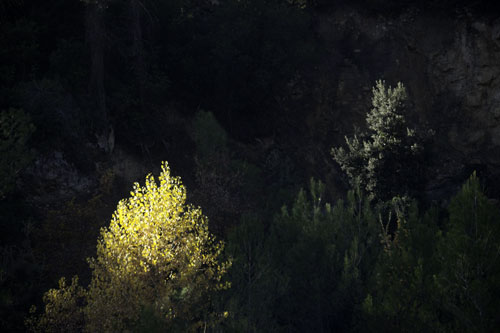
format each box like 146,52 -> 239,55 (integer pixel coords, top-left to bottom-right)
309,6 -> 500,200
18,5 -> 500,210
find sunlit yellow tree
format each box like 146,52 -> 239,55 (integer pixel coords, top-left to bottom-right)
29,162 -> 230,332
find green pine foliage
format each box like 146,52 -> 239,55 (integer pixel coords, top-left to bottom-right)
2,0 -> 499,330
332,81 -> 429,202
225,179 -> 380,331
363,200 -> 441,332
363,173 -> 500,332
223,214 -> 277,332
434,172 -> 500,332
220,171 -> 500,332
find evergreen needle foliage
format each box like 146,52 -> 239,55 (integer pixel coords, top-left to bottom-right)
435,172 -> 500,332
363,173 -> 500,332
226,179 -> 380,331
332,80 -> 428,202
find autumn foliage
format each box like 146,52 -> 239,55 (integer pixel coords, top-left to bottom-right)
28,162 -> 230,332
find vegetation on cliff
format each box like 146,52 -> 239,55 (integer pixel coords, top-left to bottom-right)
0,0 -> 499,332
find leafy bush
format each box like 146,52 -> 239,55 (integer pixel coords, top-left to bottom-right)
26,277 -> 86,333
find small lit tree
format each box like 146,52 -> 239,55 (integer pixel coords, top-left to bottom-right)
332,80 -> 428,202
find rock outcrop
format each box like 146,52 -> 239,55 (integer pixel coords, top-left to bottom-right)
309,6 -> 500,200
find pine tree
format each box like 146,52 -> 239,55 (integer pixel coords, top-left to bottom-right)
434,172 -> 500,332
362,200 -> 441,332
227,179 -> 379,331
332,80 -> 429,202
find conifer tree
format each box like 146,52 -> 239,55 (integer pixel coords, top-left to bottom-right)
435,172 -> 500,332
226,179 -> 379,331
332,80 -> 428,202
362,200 -> 441,331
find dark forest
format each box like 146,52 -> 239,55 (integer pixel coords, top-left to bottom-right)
1,0 -> 500,331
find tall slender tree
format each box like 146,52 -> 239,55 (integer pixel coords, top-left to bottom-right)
332,80 -> 429,202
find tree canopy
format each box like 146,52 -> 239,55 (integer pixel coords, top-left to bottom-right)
332,80 -> 429,202
28,162 -> 230,332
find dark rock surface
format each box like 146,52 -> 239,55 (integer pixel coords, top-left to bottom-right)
303,6 -> 500,201
16,5 -> 500,209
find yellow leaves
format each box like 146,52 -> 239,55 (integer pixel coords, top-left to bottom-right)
27,276 -> 86,332
84,161 -> 230,330
31,161 -> 230,332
